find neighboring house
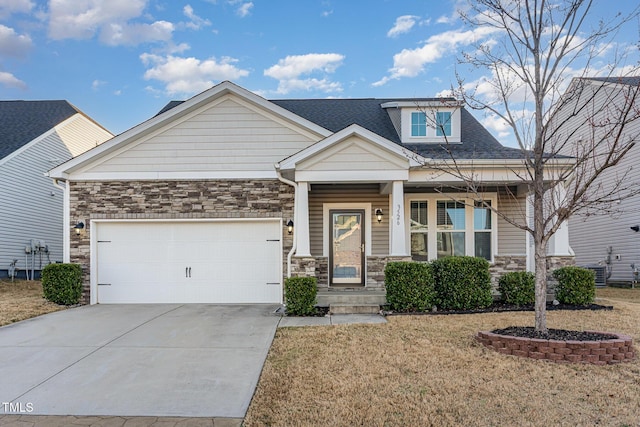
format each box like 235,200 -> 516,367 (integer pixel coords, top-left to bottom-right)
559,77 -> 640,285
0,101 -> 113,279
47,81 -> 572,305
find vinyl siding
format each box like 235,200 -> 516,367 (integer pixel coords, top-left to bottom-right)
497,193 -> 527,255
308,185 -> 390,256
0,115 -> 112,273
87,97 -> 317,174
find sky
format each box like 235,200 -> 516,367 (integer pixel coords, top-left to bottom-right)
0,0 -> 638,145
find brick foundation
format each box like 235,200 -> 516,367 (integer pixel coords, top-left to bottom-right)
476,331 -> 635,365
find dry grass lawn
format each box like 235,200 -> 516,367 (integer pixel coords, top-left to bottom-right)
245,289 -> 640,427
0,279 -> 65,326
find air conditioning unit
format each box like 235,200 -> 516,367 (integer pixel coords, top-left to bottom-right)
583,265 -> 607,288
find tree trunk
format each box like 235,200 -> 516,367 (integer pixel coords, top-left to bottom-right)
534,238 -> 548,333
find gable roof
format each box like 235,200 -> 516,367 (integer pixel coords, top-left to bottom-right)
0,100 -> 81,159
585,76 -> 640,86
158,96 -> 522,160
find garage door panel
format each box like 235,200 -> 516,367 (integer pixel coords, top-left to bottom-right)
95,221 -> 282,304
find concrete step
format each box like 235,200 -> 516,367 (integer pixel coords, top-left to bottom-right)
330,304 -> 381,314
317,289 -> 386,306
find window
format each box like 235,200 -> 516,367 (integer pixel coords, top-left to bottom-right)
410,201 -> 428,260
411,112 -> 427,136
474,201 -> 492,260
437,200 -> 465,258
436,112 -> 452,136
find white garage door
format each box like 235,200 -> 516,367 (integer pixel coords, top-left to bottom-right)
94,220 -> 282,304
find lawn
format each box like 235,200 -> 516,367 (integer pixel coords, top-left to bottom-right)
0,279 -> 65,326
245,288 -> 640,427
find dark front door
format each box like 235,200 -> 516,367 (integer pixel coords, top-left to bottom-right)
330,210 -> 365,286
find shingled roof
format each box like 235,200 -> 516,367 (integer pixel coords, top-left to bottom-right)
158,96 -> 525,160
0,100 -> 81,160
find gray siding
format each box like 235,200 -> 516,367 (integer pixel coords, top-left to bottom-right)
0,115 -> 112,274
308,185 -> 390,256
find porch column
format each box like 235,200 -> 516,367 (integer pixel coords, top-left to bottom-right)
390,180 -> 407,256
547,185 -> 573,256
296,181 -> 311,257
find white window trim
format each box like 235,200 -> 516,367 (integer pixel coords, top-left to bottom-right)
404,193 -> 498,262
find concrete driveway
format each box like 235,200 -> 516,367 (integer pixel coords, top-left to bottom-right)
0,304 -> 281,418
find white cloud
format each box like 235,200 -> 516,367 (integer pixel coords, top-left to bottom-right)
0,24 -> 32,57
0,70 -> 26,89
374,26 -> 500,86
264,53 -> 345,94
48,0 -> 173,46
482,113 -> 512,139
91,79 -> 106,90
387,15 -> 419,38
0,0 -> 33,18
321,9 -> 333,17
183,4 -> 211,30
140,53 -> 249,95
236,2 -> 253,17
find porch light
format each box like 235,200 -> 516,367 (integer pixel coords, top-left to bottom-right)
74,221 -> 85,235
631,225 -> 639,232
375,209 -> 383,223
287,220 -> 294,234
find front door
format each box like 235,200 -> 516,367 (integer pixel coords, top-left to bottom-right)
330,210 -> 365,286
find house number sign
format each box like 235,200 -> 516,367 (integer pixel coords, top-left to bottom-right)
396,204 -> 401,226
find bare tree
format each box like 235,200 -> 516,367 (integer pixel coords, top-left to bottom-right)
435,0 -> 640,333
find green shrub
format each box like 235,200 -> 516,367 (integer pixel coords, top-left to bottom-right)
498,271 -> 535,305
553,266 -> 595,305
431,256 -> 492,310
41,263 -> 83,305
384,261 -> 436,312
284,276 -> 318,315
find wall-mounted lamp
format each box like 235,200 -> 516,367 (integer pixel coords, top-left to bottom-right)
375,208 -> 383,223
631,225 -> 639,232
287,220 -> 294,234
74,221 -> 85,235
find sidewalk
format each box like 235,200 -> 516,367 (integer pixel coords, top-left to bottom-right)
278,313 -> 387,327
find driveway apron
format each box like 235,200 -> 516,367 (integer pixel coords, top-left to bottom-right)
0,304 -> 280,418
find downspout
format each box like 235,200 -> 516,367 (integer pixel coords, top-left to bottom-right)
52,178 -> 71,263
275,163 -> 296,278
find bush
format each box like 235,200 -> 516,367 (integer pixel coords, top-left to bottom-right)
41,263 -> 83,305
384,261 -> 436,312
553,266 -> 595,305
431,256 -> 493,310
498,271 -> 535,305
284,276 -> 318,315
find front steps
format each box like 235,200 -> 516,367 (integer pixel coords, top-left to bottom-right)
317,288 -> 386,315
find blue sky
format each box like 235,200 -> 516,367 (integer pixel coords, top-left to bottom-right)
0,0 -> 638,144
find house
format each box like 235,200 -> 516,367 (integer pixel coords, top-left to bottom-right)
47,81 -> 573,305
560,77 -> 640,285
0,101 -> 113,279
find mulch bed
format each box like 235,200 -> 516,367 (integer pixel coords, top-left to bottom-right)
384,301 -> 613,316
492,326 -> 618,341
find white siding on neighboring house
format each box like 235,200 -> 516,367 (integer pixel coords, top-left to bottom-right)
0,114 -> 112,275
82,96 -> 319,177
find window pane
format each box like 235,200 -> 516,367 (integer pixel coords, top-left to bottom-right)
475,232 -> 491,260
474,200 -> 491,230
437,231 -> 465,258
436,112 -> 451,136
411,112 -> 426,136
410,201 -> 428,230
437,201 -> 465,229
411,233 -> 428,261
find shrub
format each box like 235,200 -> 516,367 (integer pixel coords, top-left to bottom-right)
498,271 -> 535,305
41,263 -> 83,305
553,266 -> 595,305
431,256 -> 492,310
284,276 -> 318,315
384,261 -> 436,312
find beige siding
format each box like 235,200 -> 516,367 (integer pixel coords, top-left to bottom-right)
298,136 -> 408,172
55,115 -> 113,158
497,193 -> 527,255
88,97 -> 317,173
308,185 -> 390,256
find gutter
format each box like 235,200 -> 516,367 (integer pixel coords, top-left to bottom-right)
274,163 -> 296,278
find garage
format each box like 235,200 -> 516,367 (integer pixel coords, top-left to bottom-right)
93,220 -> 282,304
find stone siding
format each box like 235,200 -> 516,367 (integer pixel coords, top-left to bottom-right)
69,179 -> 294,303
490,255 -> 527,291
366,256 -> 412,288
291,256 -> 328,286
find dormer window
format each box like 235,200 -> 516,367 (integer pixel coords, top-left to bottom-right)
382,100 -> 462,144
436,112 -> 451,137
411,112 -> 427,137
